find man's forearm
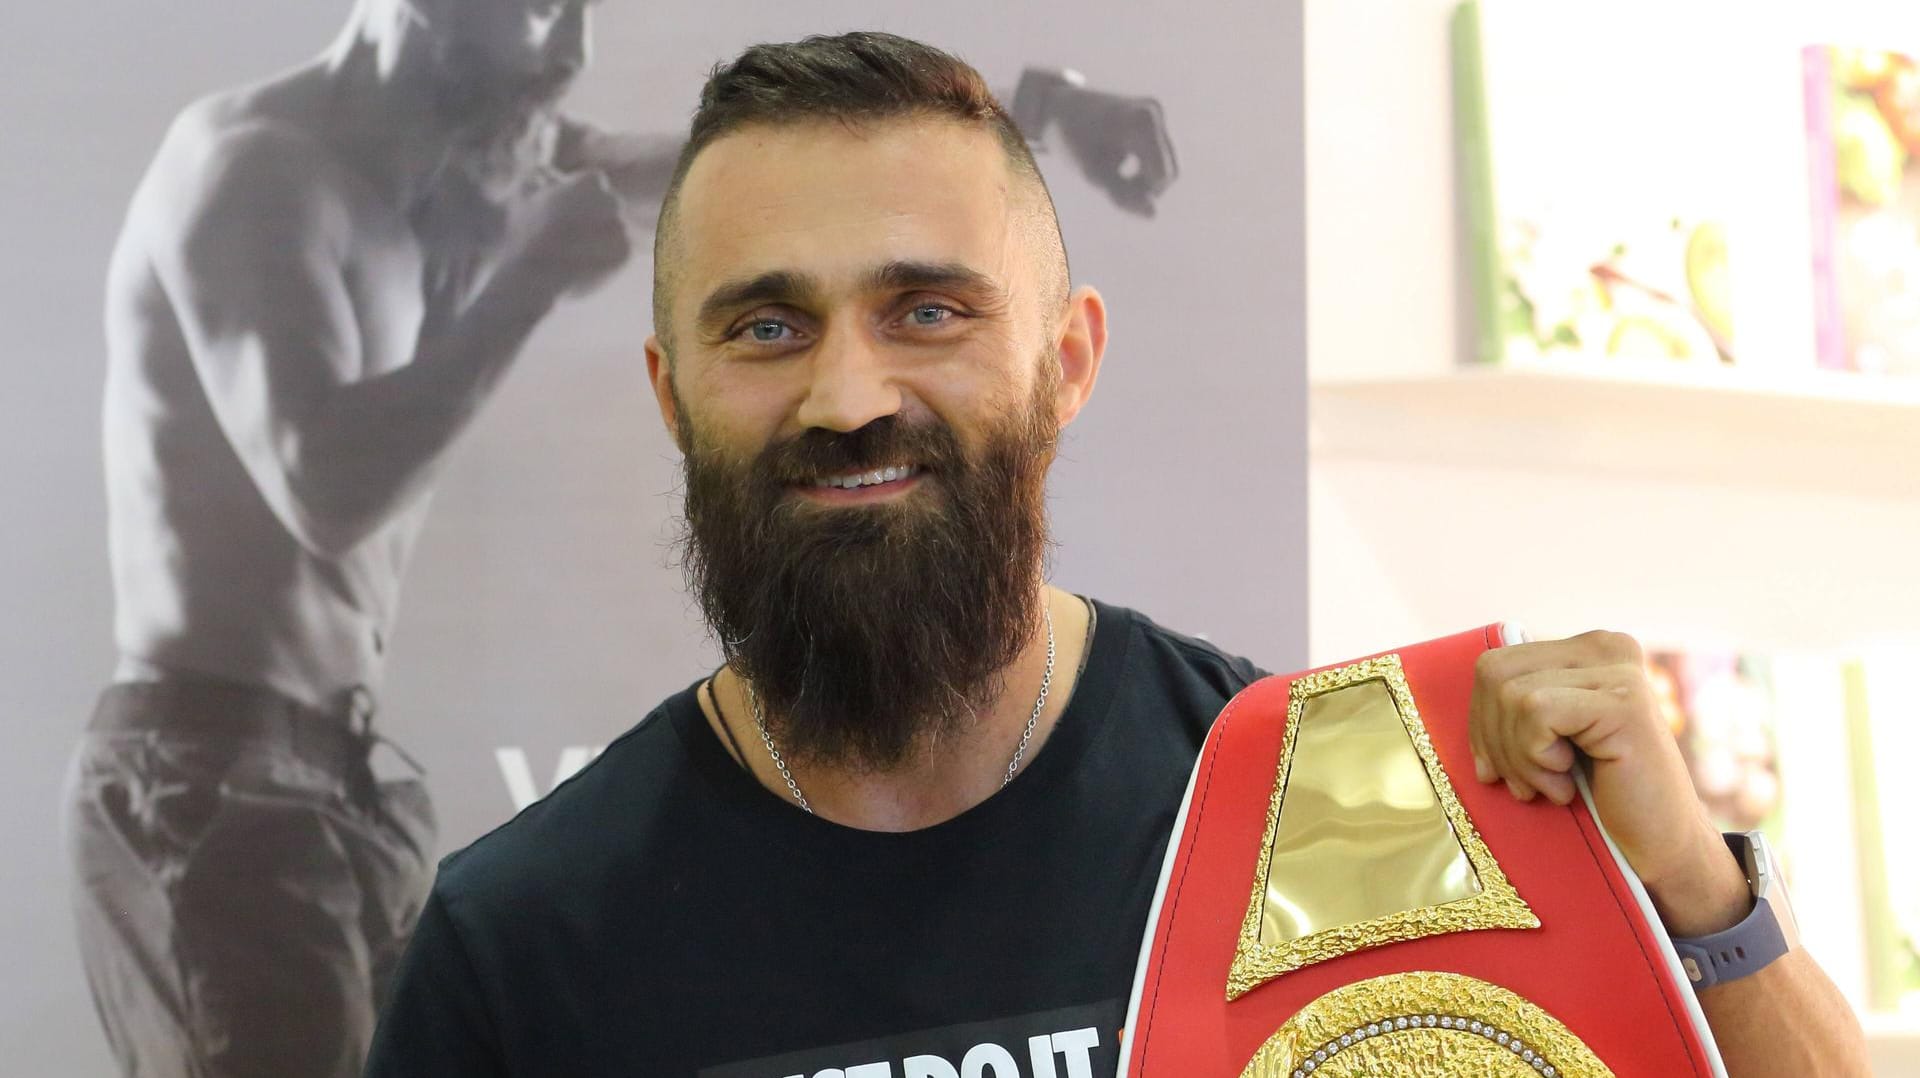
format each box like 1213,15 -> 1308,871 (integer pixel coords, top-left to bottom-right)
555,120 -> 682,224
284,275 -> 559,555
1701,951 -> 1871,1076
1645,838 -> 1872,1075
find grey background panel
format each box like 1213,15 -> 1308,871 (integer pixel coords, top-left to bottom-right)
0,2 -> 1304,1070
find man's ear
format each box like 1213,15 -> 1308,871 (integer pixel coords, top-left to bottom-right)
1053,284 -> 1108,427
644,334 -> 686,452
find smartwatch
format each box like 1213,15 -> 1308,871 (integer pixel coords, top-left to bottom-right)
1669,830 -> 1800,990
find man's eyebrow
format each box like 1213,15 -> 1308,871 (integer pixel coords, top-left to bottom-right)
866,260 -> 1004,301
692,262 -> 1006,332
694,270 -> 821,331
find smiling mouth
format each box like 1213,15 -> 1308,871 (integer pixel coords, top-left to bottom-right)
807,464 -> 924,491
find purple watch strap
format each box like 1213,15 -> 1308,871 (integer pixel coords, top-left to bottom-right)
1668,834 -> 1790,990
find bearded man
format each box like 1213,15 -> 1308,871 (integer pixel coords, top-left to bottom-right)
70,2 -> 1181,1074
365,30 -> 1867,1078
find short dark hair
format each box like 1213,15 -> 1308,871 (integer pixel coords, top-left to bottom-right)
652,31 -> 1065,342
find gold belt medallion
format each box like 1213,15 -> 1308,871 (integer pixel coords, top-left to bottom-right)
1238,971 -> 1613,1078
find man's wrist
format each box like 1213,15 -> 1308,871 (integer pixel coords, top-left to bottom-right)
418,271 -> 560,373
1667,832 -> 1800,990
1644,827 -> 1754,939
479,263 -> 568,318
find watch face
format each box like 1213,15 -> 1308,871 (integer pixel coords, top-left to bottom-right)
1731,831 -> 1764,887
1744,831 -> 1802,951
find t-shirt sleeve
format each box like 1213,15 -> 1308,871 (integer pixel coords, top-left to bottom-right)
364,888 -> 506,1077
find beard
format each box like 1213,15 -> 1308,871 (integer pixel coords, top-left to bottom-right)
408,40 -> 574,295
676,371 -> 1059,773
427,36 -> 574,199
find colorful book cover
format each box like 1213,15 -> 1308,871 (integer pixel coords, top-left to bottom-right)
1646,649 -> 1784,840
1846,654 -> 1920,1014
1452,1 -> 1736,368
1804,45 -> 1920,375
1768,655 -> 1870,1008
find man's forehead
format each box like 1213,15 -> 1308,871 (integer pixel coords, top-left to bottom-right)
672,119 -> 1022,297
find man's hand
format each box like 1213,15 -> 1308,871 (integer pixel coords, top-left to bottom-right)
1027,77 -> 1179,218
493,170 -> 633,302
1468,630 -> 1752,936
552,119 -> 682,222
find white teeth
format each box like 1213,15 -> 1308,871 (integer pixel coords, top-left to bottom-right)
810,464 -> 918,490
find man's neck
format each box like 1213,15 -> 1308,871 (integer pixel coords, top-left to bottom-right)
315,16 -> 464,209
703,586 -> 1094,832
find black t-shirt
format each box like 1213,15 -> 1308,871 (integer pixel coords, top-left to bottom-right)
366,600 -> 1266,1077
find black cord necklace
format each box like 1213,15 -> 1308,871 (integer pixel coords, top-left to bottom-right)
704,676 -> 750,767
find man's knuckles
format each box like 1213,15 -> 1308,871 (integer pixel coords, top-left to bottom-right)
1505,681 -> 1559,721
1473,643 -> 1509,685
1571,628 -> 1644,665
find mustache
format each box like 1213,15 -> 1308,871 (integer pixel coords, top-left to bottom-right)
759,416 -> 967,485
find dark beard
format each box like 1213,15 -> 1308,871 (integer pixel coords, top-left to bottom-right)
676,376 -> 1058,772
428,37 -> 573,198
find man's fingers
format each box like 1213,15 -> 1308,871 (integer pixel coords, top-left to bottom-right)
1098,172 -> 1158,217
1512,683 -> 1642,762
1475,671 -> 1621,801
1528,733 -> 1578,774
1480,631 -> 1646,684
1472,640 -> 1634,787
1526,767 -> 1578,806
1467,665 -> 1494,783
1472,631 -> 1669,809
1495,750 -> 1577,806
1477,663 -> 1533,794
1128,102 -> 1178,193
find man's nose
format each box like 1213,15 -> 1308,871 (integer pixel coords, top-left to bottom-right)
794,328 -> 903,434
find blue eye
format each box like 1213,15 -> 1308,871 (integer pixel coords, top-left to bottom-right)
910,305 -> 951,326
746,320 -> 791,343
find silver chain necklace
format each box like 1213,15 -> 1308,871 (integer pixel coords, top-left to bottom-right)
747,603 -> 1056,815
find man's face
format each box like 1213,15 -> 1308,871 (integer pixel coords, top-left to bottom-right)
427,0 -> 589,138
655,118 -> 1076,767
662,118 -> 1060,485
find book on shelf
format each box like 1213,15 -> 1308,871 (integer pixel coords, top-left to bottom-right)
1451,0 -> 1738,369
1651,644 -> 1920,1014
1804,46 -> 1920,376
1769,655 -> 1870,1010
1647,649 -> 1785,843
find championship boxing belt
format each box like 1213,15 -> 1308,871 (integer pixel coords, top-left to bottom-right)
1118,624 -> 1727,1078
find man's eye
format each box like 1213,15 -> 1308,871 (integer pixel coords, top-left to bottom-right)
744,320 -> 794,343
909,305 -> 952,326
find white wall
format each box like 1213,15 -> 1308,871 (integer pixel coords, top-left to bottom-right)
1308,0 -> 1920,1070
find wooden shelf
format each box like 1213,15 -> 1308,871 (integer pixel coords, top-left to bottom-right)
1865,1012 -> 1920,1072
1309,360 -> 1920,500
